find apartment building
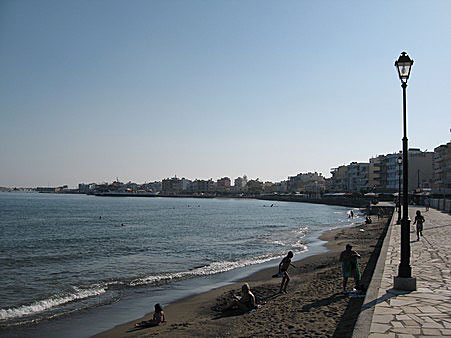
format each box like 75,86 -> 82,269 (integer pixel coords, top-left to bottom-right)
347,162 -> 369,192
233,175 -> 248,192
162,176 -> 183,193
329,166 -> 348,192
433,142 -> 451,194
287,172 -> 325,193
191,179 -> 215,193
368,155 -> 384,191
216,177 -> 231,192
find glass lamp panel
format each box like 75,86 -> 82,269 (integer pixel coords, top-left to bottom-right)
399,64 -> 411,78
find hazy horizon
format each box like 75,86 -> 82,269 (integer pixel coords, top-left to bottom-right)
1,1 -> 450,188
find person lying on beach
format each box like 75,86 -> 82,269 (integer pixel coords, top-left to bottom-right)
135,303 -> 165,327
339,244 -> 361,294
275,251 -> 296,294
223,283 -> 256,312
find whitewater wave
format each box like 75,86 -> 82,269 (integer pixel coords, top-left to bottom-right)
130,249 -> 307,287
0,286 -> 106,321
293,226 -> 308,236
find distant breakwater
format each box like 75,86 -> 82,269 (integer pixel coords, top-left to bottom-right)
256,195 -> 371,208
90,191 -> 372,208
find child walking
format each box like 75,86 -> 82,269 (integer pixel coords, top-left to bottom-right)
413,210 -> 425,241
277,251 -> 296,294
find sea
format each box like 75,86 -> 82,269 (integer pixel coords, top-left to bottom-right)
0,192 -> 362,337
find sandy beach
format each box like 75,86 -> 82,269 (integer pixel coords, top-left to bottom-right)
94,215 -> 390,338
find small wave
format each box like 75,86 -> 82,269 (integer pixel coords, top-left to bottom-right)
0,286 -> 105,320
292,242 -> 307,250
130,249 -> 308,287
293,226 -> 308,237
130,255 -> 281,286
266,240 -> 286,246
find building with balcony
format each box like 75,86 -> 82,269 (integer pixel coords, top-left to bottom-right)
371,149 -> 433,193
287,172 -> 325,193
216,177 -> 231,192
433,142 -> 451,194
347,162 -> 369,193
233,175 -> 248,192
191,179 -> 215,193
368,155 -> 384,191
329,166 -> 348,192
162,176 -> 183,194
408,148 -> 434,191
246,179 -> 263,194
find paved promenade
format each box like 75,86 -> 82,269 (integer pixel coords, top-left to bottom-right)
356,207 -> 451,338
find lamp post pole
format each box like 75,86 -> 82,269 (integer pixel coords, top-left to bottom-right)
397,156 -> 402,224
399,80 -> 411,278
394,52 -> 415,289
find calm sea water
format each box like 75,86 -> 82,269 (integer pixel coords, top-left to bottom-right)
0,192 -> 361,333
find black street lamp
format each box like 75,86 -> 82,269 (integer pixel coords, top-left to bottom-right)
396,156 -> 402,224
394,51 -> 416,290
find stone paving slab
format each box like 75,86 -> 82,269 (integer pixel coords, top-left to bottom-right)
360,207 -> 451,337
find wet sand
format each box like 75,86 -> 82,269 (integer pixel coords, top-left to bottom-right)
94,216 -> 390,338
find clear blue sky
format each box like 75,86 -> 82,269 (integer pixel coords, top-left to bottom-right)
1,0 -> 450,187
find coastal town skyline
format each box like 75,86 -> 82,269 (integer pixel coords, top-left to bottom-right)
4,141 -> 448,198
1,1 -> 450,187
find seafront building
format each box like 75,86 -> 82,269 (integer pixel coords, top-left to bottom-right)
381,149 -> 433,193
246,179 -> 264,194
329,148 -> 433,194
368,156 -> 384,191
233,175 -> 248,192
70,142 -> 446,198
329,166 -> 348,192
162,176 -> 184,194
191,179 -> 215,194
287,172 -> 325,195
216,177 -> 231,192
433,141 -> 451,195
329,163 -> 369,193
347,162 -> 369,193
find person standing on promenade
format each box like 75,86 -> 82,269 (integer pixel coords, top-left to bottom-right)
339,244 -> 361,294
425,198 -> 430,211
413,210 -> 425,241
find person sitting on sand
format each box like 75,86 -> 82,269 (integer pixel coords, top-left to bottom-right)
339,244 -> 361,294
223,283 -> 256,312
277,251 -> 296,294
135,303 -> 165,327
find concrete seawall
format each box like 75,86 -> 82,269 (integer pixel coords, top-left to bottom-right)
256,195 -> 372,208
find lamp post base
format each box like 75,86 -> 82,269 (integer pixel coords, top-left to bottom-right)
394,276 -> 417,291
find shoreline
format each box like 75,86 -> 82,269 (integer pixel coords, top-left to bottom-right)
94,214 -> 390,337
